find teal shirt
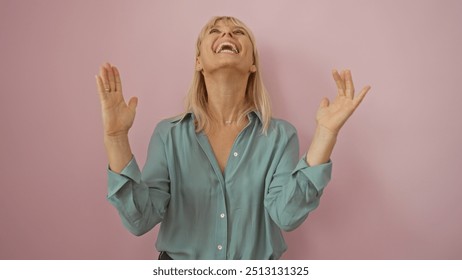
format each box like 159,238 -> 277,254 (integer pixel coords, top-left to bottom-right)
107,112 -> 332,259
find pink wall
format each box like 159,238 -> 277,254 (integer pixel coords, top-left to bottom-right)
1,0 -> 461,259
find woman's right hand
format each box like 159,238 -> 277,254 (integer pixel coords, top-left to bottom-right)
95,63 -> 138,137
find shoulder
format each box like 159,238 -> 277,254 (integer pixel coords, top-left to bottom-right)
261,117 -> 300,155
267,117 -> 298,137
153,113 -> 192,138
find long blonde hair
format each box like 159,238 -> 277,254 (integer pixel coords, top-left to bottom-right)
184,16 -> 272,133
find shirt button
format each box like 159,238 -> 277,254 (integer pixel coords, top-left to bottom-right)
217,245 -> 223,250
233,152 -> 238,157
220,213 -> 225,218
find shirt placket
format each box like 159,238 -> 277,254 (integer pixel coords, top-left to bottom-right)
194,117 -> 253,259
194,131 -> 228,259
221,119 -> 252,258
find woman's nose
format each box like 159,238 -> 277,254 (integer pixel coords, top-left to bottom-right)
221,31 -> 233,38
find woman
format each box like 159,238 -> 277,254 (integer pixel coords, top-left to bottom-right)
95,16 -> 370,260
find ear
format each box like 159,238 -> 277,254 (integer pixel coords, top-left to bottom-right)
250,65 -> 257,73
195,57 -> 203,72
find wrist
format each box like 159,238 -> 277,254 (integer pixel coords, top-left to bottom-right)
104,133 -> 129,143
315,125 -> 338,140
306,125 -> 337,166
103,134 -> 133,174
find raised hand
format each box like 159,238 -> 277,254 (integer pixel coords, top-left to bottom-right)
306,70 -> 370,166
95,63 -> 138,137
316,69 -> 371,135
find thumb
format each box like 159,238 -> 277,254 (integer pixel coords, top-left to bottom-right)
319,97 -> 329,108
128,96 -> 138,111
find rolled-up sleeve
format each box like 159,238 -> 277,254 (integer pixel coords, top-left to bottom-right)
264,129 -> 332,232
107,157 -> 141,197
106,124 -> 171,236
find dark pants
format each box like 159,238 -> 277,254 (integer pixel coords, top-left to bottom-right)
158,251 -> 173,260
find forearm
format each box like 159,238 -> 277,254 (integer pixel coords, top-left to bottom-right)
306,126 -> 337,166
265,130 -> 332,231
104,134 -> 133,173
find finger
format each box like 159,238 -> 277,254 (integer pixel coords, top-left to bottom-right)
353,85 -> 371,107
332,69 -> 345,96
105,62 -> 116,92
95,75 -> 105,94
113,66 -> 123,92
319,97 -> 329,108
345,70 -> 355,99
128,96 -> 138,111
99,65 -> 110,92
95,75 -> 109,105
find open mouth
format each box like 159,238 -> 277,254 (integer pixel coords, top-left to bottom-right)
215,42 -> 239,54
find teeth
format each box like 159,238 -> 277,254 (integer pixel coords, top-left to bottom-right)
216,42 -> 239,54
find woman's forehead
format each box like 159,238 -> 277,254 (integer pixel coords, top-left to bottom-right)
208,18 -> 244,29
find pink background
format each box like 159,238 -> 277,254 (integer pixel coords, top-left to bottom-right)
1,0 -> 461,259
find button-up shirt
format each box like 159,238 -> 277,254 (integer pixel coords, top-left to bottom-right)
107,112 -> 332,259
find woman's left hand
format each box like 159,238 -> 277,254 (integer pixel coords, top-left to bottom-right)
315,69 -> 371,135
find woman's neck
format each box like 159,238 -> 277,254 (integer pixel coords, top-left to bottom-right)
203,70 -> 250,125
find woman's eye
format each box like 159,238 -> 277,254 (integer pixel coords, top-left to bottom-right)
209,28 -> 220,34
233,30 -> 245,35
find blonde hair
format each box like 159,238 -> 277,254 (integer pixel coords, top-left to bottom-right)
184,16 -> 272,133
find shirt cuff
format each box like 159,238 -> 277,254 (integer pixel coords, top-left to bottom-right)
292,154 -> 332,193
107,156 -> 142,197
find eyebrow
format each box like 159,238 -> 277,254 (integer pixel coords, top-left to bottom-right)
210,25 -> 246,32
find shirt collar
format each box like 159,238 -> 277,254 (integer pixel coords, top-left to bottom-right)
248,110 -> 263,123
170,110 -> 263,124
169,112 -> 192,124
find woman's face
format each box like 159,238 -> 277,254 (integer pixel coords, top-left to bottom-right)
196,19 -> 256,75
